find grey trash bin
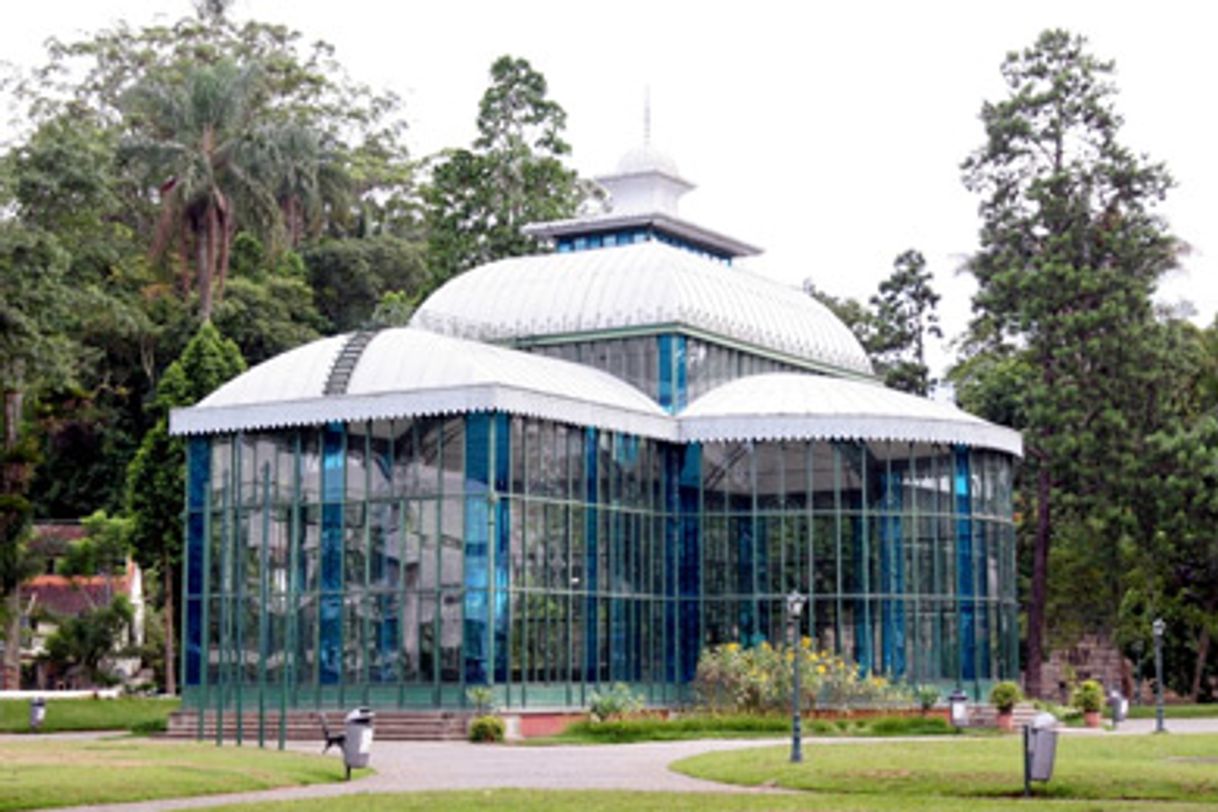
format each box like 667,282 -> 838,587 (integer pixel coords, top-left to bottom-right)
341,707 -> 375,779
1024,712 -> 1058,794
1108,690 -> 1128,727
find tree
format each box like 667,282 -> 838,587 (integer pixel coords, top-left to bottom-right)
302,235 -> 429,332
804,253 -> 942,395
868,250 -> 942,395
44,596 -> 134,686
121,59 -> 281,320
423,55 -> 587,285
957,30 -> 1178,696
125,322 -> 245,695
0,224 -> 84,688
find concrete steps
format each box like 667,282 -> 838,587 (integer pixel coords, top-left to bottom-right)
166,709 -> 472,741
968,701 -> 1041,728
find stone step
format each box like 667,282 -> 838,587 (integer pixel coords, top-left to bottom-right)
166,710 -> 472,741
968,701 -> 1042,727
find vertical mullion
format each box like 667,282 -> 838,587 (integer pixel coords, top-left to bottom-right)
258,462 -> 271,748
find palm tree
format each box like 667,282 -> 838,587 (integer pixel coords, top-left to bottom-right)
121,60 -> 280,320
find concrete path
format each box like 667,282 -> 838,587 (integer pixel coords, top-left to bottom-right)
37,717 -> 1218,812
50,737 -> 790,812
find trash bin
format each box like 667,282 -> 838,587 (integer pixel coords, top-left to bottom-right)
1024,712 -> 1058,795
341,707 -> 375,779
29,697 -> 46,731
949,688 -> 970,729
1108,689 -> 1128,727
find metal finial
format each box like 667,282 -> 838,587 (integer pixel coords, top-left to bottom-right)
644,86 -> 651,146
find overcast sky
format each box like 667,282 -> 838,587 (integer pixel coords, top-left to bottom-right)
3,0 -> 1214,373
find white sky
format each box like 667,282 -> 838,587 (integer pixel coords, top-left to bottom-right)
3,0 -> 1215,374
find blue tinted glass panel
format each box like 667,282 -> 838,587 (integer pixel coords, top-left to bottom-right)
955,446 -> 975,682
464,414 -> 490,683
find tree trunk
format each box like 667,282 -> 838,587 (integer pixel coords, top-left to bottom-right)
1191,604 -> 1214,702
1,388 -> 24,690
1026,463 -> 1051,698
197,222 -> 213,322
162,552 -> 176,696
2,589 -> 19,690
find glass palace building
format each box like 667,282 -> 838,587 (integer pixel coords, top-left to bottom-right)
171,145 -> 1022,711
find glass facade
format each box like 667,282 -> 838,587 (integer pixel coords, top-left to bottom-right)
528,335 -> 805,410
183,414 -> 1017,711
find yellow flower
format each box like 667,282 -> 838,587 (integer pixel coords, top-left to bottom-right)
724,642 -> 741,654
800,636 -> 812,649
817,664 -> 827,674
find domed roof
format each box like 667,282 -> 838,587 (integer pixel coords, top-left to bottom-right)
412,240 -> 874,377
679,373 -> 1022,455
615,143 -> 681,178
169,327 -> 672,438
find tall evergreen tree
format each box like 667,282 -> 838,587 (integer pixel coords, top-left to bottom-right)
125,322 -> 245,695
957,30 -> 1178,696
423,55 -> 586,285
869,249 -> 942,395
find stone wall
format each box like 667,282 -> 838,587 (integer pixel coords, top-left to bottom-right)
1039,633 -> 1132,702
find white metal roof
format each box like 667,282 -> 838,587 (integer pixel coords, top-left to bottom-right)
169,328 -> 674,439
412,240 -> 873,376
678,373 -> 1023,456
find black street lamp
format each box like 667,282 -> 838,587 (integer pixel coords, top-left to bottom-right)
1152,617 -> 1166,734
787,590 -> 807,763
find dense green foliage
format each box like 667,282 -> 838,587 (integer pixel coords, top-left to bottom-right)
468,714 -> 506,743
422,55 -> 589,288
547,713 -> 955,744
0,1 -> 594,693
805,248 -> 942,394
693,641 -> 915,713
988,681 -> 1021,713
951,29 -> 1210,699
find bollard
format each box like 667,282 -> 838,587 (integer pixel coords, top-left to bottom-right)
29,697 -> 47,732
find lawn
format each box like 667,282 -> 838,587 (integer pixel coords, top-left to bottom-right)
537,713 -> 956,744
207,789 -> 1218,811
672,733 -> 1218,803
0,696 -> 180,733
1126,703 -> 1218,720
0,739 -> 352,811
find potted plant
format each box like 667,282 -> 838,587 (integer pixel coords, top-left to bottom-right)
1073,679 -> 1104,727
989,681 -> 1022,732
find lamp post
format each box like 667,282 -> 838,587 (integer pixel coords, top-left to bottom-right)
1152,617 -> 1166,734
786,590 -> 807,763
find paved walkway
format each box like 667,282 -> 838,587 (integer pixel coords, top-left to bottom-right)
38,717 -> 1218,812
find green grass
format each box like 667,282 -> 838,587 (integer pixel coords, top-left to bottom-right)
0,739 -> 354,811
538,713 -> 956,744
0,697 -> 180,733
673,733 -> 1218,803
1126,703 -> 1218,719
207,789 -> 1218,811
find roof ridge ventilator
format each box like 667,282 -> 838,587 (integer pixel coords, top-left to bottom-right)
324,330 -> 379,396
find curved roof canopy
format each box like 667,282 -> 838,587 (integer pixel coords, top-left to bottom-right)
679,373 -> 1022,456
412,241 -> 874,378
169,328 -> 672,438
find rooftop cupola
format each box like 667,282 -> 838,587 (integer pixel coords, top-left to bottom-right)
523,118 -> 761,261
597,143 -> 694,216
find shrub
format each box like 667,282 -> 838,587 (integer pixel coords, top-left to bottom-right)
915,685 -> 940,713
693,641 -> 914,714
468,714 -> 505,743
1072,679 -> 1105,713
588,682 -> 643,721
990,681 -> 1022,713
466,686 -> 495,715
